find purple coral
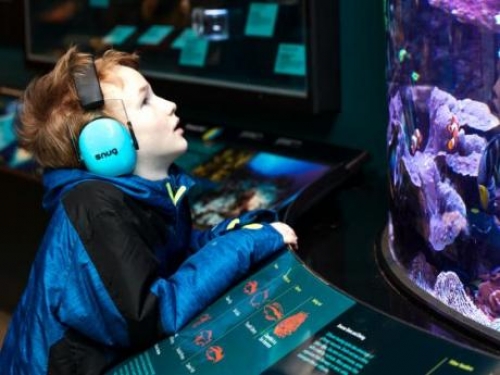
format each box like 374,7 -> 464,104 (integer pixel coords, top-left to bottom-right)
429,0 -> 500,32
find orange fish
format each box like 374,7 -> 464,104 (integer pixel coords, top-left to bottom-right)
447,136 -> 457,151
447,115 -> 460,137
446,115 -> 461,151
274,312 -> 308,338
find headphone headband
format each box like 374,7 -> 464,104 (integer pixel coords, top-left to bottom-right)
73,59 -> 104,110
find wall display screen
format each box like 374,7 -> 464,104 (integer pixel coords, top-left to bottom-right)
23,0 -> 339,115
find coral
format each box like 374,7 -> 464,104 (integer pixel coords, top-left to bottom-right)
444,150 -> 482,177
408,257 -> 500,329
408,252 -> 438,290
433,271 -> 493,326
456,99 -> 499,132
427,88 -> 496,155
390,86 -> 500,252
429,0 -> 500,32
402,151 -> 468,251
402,151 -> 437,188
476,272 -> 500,319
429,210 -> 468,251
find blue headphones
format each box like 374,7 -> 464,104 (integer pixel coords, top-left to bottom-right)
72,60 -> 139,177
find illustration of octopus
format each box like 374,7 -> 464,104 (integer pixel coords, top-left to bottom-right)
194,330 -> 213,346
205,346 -> 224,363
273,312 -> 308,338
263,302 -> 284,321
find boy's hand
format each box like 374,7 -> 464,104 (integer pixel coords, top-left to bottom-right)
270,222 -> 298,251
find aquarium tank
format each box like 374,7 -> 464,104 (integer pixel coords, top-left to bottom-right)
384,0 -> 500,344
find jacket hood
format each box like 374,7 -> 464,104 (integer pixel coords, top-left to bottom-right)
42,165 -> 195,214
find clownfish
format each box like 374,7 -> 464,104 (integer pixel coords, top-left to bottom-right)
447,115 -> 460,137
410,128 -> 423,155
447,136 -> 457,151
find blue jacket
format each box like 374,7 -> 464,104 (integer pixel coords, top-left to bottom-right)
0,167 -> 285,374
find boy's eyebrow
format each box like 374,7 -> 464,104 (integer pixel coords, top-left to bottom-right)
138,84 -> 149,97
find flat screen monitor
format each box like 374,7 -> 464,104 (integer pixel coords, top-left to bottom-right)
23,0 -> 340,120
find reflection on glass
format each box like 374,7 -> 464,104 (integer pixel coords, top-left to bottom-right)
24,0 -> 308,95
192,7 -> 229,41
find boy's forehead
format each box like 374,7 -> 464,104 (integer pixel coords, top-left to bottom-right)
102,66 -> 146,99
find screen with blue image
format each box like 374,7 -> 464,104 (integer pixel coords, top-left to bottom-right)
0,90 -> 38,175
176,127 -> 331,229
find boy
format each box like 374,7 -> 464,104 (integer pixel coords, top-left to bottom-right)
0,46 -> 297,374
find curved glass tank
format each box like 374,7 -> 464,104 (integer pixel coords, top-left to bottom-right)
384,0 -> 500,345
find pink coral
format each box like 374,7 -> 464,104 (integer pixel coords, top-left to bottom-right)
476,272 -> 500,319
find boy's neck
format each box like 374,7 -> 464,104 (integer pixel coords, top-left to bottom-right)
133,159 -> 172,180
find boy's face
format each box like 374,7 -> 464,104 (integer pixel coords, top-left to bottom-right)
101,65 -> 187,168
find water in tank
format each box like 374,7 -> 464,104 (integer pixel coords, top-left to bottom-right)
385,0 -> 500,339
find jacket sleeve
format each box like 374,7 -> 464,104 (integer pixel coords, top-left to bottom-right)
155,222 -> 284,335
56,206 -> 285,352
190,209 -> 280,250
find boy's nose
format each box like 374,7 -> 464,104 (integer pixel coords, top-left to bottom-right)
164,99 -> 177,115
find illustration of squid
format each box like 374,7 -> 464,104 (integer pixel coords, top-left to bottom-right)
205,346 -> 224,363
194,330 -> 213,346
263,302 -> 284,321
273,312 -> 308,338
250,289 -> 269,307
191,313 -> 211,328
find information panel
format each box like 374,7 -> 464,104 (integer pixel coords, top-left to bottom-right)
107,250 -> 500,375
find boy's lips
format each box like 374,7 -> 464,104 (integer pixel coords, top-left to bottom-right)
174,119 -> 184,134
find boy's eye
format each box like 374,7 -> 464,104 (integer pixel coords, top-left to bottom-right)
142,97 -> 149,106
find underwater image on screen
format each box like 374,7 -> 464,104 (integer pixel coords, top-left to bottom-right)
174,126 -> 332,229
386,0 -> 500,334
186,147 -> 329,228
0,92 -> 38,175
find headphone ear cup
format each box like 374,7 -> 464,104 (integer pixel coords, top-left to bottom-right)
78,117 -> 137,176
